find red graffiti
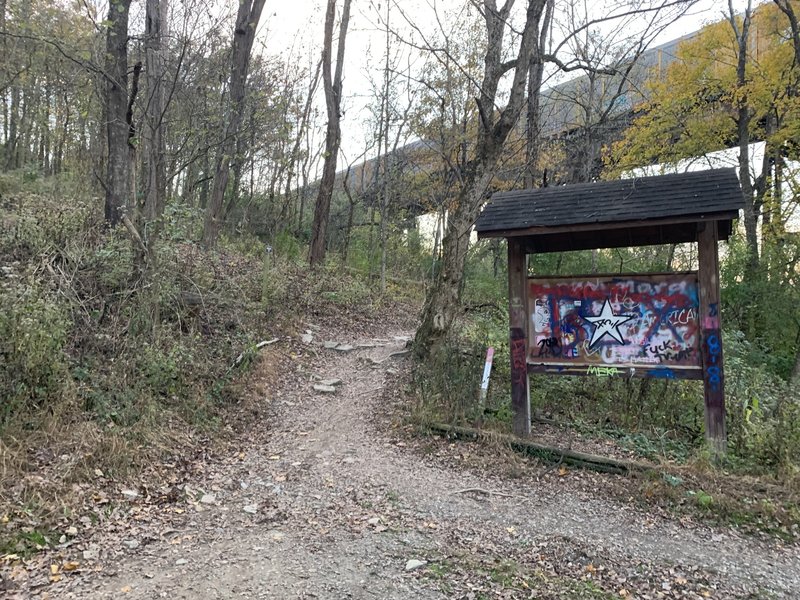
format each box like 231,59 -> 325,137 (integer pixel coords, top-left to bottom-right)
528,275 -> 701,370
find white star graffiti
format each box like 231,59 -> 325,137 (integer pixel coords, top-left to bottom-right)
583,299 -> 635,348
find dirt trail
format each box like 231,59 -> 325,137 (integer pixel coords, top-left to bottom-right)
59,329 -> 799,599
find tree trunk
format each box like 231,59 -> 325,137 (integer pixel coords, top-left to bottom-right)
202,0 -> 267,248
199,151 -> 210,209
297,126 -> 317,235
416,170 -> 495,350
430,206 -> 445,282
1,0 -> 11,166
525,0 -> 553,188
285,59 -> 321,219
380,176 -> 388,292
54,91 -> 69,175
104,0 -> 133,226
760,113 -> 778,261
309,0 -> 352,266
367,203 -> 376,278
792,345 -> 800,385
728,0 -> 760,274
19,83 -> 34,166
5,86 -> 19,170
341,165 -> 357,263
228,125 -> 246,219
143,0 -> 168,229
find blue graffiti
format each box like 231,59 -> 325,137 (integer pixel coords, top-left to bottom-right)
707,366 -> 721,391
650,367 -> 676,379
707,335 -> 721,363
706,331 -> 722,391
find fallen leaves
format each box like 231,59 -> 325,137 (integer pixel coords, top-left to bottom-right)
48,560 -> 79,582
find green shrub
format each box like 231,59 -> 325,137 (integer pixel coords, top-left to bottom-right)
161,200 -> 203,242
0,193 -> 95,259
139,338 -> 196,398
725,330 -> 800,473
412,336 -> 486,425
272,230 -> 304,261
92,232 -> 135,291
0,279 -> 71,423
0,171 -> 23,196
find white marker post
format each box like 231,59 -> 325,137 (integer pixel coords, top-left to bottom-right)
478,347 -> 495,409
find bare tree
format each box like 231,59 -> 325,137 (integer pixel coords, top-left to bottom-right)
104,0 -> 133,226
415,0 -> 548,354
142,0 -> 168,230
283,57 -> 321,231
525,0 -> 554,187
309,0 -> 352,266
547,0 -> 695,184
412,0 -> 698,353
370,0 -> 415,292
202,0 -> 267,248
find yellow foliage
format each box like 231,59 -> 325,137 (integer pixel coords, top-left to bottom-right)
606,1 -> 800,177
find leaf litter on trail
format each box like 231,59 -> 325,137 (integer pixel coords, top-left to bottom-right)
5,316 -> 797,599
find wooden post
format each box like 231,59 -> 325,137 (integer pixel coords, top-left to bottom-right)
697,221 -> 726,457
508,239 -> 530,436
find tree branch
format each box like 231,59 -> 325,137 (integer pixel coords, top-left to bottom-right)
543,53 -> 616,75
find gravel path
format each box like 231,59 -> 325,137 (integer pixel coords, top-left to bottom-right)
56,329 -> 800,599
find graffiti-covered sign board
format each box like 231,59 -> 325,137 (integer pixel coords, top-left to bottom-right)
528,274 -> 702,379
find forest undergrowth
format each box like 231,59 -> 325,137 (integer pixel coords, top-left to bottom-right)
0,173 -> 415,556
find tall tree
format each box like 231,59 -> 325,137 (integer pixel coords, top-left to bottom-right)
105,0 -> 133,226
728,0 -> 761,273
415,0 -> 694,353
202,0 -> 267,247
0,0 -> 8,165
309,0 -> 352,266
525,0 -> 554,187
608,1 -> 800,376
415,0 -> 548,354
283,57 -> 321,232
609,1 -> 799,271
142,0 -> 168,230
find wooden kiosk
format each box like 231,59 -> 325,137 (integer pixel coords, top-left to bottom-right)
474,169 -> 745,454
